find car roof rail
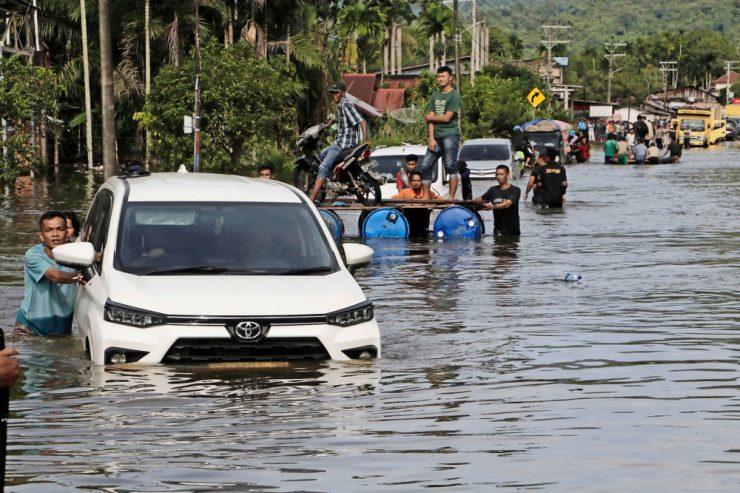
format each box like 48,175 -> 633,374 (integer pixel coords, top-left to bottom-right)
120,165 -> 151,179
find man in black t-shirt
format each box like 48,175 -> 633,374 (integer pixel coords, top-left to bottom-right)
473,165 -> 521,236
524,154 -> 547,205
661,139 -> 682,163
535,147 -> 568,207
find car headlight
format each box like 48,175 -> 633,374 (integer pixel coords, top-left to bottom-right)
104,300 -> 165,328
327,301 -> 374,327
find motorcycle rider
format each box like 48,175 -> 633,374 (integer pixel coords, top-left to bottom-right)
308,82 -> 369,203
511,126 -> 534,167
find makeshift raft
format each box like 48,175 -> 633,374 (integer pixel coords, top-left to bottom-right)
319,199 -> 486,240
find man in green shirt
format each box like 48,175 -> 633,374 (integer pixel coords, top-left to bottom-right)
603,133 -> 618,164
420,66 -> 461,200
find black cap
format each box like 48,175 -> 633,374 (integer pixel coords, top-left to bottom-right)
545,147 -> 559,160
329,81 -> 346,93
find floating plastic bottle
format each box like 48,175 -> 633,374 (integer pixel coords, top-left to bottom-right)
564,273 -> 583,282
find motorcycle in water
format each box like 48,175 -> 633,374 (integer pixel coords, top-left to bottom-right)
292,123 -> 382,205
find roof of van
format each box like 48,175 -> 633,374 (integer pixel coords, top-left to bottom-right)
111,172 -> 304,203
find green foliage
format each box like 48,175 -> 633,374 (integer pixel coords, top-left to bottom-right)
0,55 -> 61,181
477,0 -> 740,58
142,41 -> 304,173
371,114 -> 426,147
461,74 -> 534,138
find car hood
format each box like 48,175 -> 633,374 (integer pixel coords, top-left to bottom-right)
105,270 -> 367,316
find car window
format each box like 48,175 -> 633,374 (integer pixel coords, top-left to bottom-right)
83,189 -> 114,274
372,155 -> 438,183
527,132 -> 562,149
458,144 -> 510,161
114,202 -> 337,275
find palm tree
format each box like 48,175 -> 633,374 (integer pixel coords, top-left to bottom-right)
377,0 -> 414,75
416,2 -> 452,71
336,1 -> 386,72
80,0 -> 93,170
99,0 -> 116,178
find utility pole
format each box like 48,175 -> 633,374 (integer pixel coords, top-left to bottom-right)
604,42 -> 626,104
540,25 -> 570,86
724,60 -> 738,105
193,0 -> 202,172
470,0 -> 476,83
453,0 -> 462,133
659,61 -> 677,111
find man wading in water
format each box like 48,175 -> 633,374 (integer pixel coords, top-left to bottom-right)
473,165 -> 521,236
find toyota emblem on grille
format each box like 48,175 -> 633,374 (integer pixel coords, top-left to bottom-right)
232,321 -> 269,342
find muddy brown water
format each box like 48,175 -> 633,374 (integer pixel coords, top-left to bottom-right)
0,143 -> 738,492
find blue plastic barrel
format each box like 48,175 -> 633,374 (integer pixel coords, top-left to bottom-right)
361,208 -> 409,238
319,209 -> 344,240
433,205 -> 482,240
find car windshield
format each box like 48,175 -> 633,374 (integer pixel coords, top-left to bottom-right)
372,154 -> 438,183
458,144 -> 510,161
681,119 -> 705,131
526,132 -> 562,149
115,202 -> 336,275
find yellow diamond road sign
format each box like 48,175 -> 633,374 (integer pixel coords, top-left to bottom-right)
527,88 -> 545,108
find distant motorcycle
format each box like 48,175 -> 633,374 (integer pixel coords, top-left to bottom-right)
292,123 -> 382,205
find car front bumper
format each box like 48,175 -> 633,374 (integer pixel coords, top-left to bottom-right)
87,319 -> 381,365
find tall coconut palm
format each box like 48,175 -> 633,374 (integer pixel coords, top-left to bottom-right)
377,0 -> 414,75
80,0 -> 93,169
99,0 -> 116,178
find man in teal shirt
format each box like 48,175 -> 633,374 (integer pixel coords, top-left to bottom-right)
420,66 -> 461,200
15,211 -> 81,336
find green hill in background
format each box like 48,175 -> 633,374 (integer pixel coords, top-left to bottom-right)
473,0 -> 740,54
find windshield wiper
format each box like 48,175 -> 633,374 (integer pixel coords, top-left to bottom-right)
274,266 -> 333,275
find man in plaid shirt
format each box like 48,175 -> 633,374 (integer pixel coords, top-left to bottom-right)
308,81 -> 369,202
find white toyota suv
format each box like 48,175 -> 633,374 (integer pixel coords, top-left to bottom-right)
53,171 -> 380,365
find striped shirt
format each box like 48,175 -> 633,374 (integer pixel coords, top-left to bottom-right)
335,96 -> 363,149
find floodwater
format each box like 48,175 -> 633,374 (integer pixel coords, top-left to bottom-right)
0,143 -> 738,492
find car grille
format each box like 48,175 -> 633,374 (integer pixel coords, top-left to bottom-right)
162,337 -> 330,363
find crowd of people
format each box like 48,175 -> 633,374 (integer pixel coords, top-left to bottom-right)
601,115 -> 682,164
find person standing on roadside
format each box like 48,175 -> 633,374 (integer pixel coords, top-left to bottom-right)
308,82 -> 369,203
473,165 -> 521,236
420,66 -> 461,201
15,211 -> 83,336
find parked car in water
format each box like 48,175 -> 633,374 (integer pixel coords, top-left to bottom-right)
726,118 -> 737,141
370,144 -> 449,199
53,171 -> 380,365
457,138 -> 518,179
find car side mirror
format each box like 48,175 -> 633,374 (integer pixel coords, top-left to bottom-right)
53,242 -> 96,268
343,243 -> 373,274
